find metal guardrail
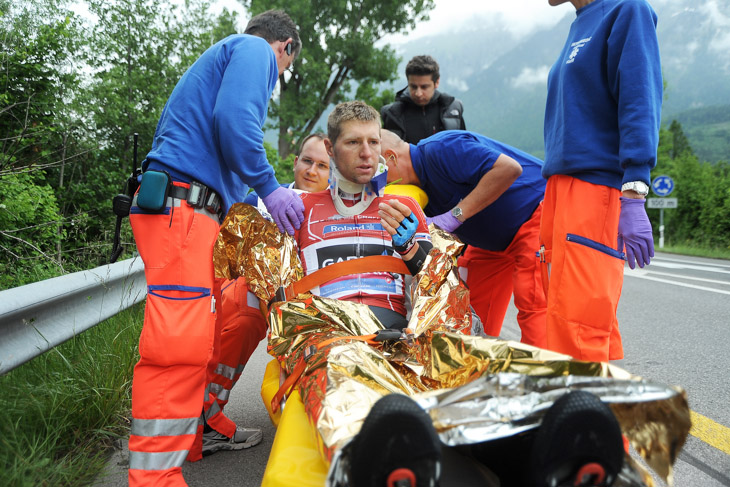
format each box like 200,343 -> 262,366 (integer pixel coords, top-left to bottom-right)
0,257 -> 147,375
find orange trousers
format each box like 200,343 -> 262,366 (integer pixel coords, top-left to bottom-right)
539,175 -> 625,362
189,277 -> 267,461
128,188 -> 220,487
457,204 -> 547,347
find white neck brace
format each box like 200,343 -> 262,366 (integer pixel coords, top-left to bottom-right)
329,156 -> 388,217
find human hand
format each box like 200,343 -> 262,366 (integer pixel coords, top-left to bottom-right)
426,211 -> 462,234
618,196 -> 654,269
379,200 -> 418,254
261,186 -> 305,235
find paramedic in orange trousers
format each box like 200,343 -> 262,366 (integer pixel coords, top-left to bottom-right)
127,10 -> 304,487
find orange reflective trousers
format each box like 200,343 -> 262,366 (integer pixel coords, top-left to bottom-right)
457,204 -> 547,347
189,277 -> 266,461
539,176 -> 625,362
128,186 -> 220,487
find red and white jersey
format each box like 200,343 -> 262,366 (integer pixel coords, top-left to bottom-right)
295,190 -> 430,316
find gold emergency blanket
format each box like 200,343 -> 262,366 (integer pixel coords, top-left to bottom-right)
213,203 -> 691,487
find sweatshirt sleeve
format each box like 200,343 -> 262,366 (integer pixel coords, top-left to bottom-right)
606,0 -> 663,185
213,38 -> 281,199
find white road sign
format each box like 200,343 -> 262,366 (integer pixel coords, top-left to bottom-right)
647,197 -> 678,209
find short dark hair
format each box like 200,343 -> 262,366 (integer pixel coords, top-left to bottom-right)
244,10 -> 301,58
327,101 -> 380,144
405,55 -> 440,82
297,132 -> 326,156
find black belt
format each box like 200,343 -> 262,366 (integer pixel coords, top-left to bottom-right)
169,182 -> 222,219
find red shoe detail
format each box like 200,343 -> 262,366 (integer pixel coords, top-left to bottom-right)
574,463 -> 606,486
387,468 -> 417,487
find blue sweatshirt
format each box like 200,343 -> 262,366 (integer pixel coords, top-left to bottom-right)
543,0 -> 662,189
144,35 -> 281,215
410,131 -> 545,251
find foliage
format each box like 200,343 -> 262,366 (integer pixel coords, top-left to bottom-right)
240,0 -> 435,158
266,141 -> 295,185
0,0 -> 82,173
0,172 -> 65,289
0,304 -> 143,486
1,0 -> 242,278
649,121 -> 730,250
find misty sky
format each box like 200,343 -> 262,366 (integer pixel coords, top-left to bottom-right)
213,0 -> 575,43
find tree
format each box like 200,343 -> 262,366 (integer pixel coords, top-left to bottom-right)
0,0 -> 86,286
240,0 -> 435,158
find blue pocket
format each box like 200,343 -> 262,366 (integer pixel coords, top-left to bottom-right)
566,234 -> 625,261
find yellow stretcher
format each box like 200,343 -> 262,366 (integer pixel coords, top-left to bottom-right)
260,359 -> 328,487
258,185 -> 429,487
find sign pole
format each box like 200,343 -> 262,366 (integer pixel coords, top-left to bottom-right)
659,208 -> 664,248
651,175 -> 675,250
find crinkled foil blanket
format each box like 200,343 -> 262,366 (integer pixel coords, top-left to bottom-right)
215,203 -> 691,487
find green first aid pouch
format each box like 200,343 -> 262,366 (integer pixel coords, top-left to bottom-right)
136,170 -> 171,212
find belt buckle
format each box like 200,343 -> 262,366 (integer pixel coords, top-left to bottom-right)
204,191 -> 221,215
187,181 -> 206,207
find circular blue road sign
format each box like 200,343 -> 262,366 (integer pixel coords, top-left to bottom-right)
652,175 -> 674,197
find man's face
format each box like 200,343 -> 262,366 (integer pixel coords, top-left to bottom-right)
326,120 -> 381,185
407,74 -> 439,107
293,137 -> 330,192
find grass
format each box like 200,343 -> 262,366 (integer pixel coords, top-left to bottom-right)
0,303 -> 143,487
658,242 -> 730,261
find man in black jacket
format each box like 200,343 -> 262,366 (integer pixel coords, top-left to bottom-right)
380,55 -> 466,144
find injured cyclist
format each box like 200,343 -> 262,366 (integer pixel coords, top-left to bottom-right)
291,100 -> 433,331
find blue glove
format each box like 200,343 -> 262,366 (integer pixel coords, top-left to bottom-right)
426,211 -> 462,234
618,196 -> 654,269
262,186 -> 305,236
391,213 -> 419,254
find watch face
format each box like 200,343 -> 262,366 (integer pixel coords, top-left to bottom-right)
451,207 -> 463,220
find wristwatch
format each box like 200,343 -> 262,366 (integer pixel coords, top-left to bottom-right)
621,181 -> 649,196
451,206 -> 465,223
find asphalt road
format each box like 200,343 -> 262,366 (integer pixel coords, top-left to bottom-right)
94,252 -> 730,487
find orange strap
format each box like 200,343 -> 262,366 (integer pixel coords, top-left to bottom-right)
271,334 -> 378,413
290,255 -> 408,298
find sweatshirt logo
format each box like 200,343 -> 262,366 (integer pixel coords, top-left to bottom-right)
567,37 -> 592,64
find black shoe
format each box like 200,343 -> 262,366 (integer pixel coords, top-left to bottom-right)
350,394 -> 442,487
527,390 -> 624,487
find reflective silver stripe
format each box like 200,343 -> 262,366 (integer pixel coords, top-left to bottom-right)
216,388 -> 231,402
214,363 -> 237,380
209,382 -> 231,402
131,417 -> 198,438
205,399 -> 221,420
246,291 -> 259,309
209,382 -> 224,396
129,449 -> 189,471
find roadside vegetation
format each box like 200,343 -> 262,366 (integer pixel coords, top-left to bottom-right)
0,304 -> 143,486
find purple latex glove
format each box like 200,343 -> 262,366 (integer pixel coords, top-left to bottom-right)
426,211 -> 462,233
618,196 -> 654,269
262,186 -> 305,235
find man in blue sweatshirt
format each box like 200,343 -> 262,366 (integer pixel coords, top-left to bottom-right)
542,0 -> 661,362
380,129 -> 547,347
128,10 -> 304,487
